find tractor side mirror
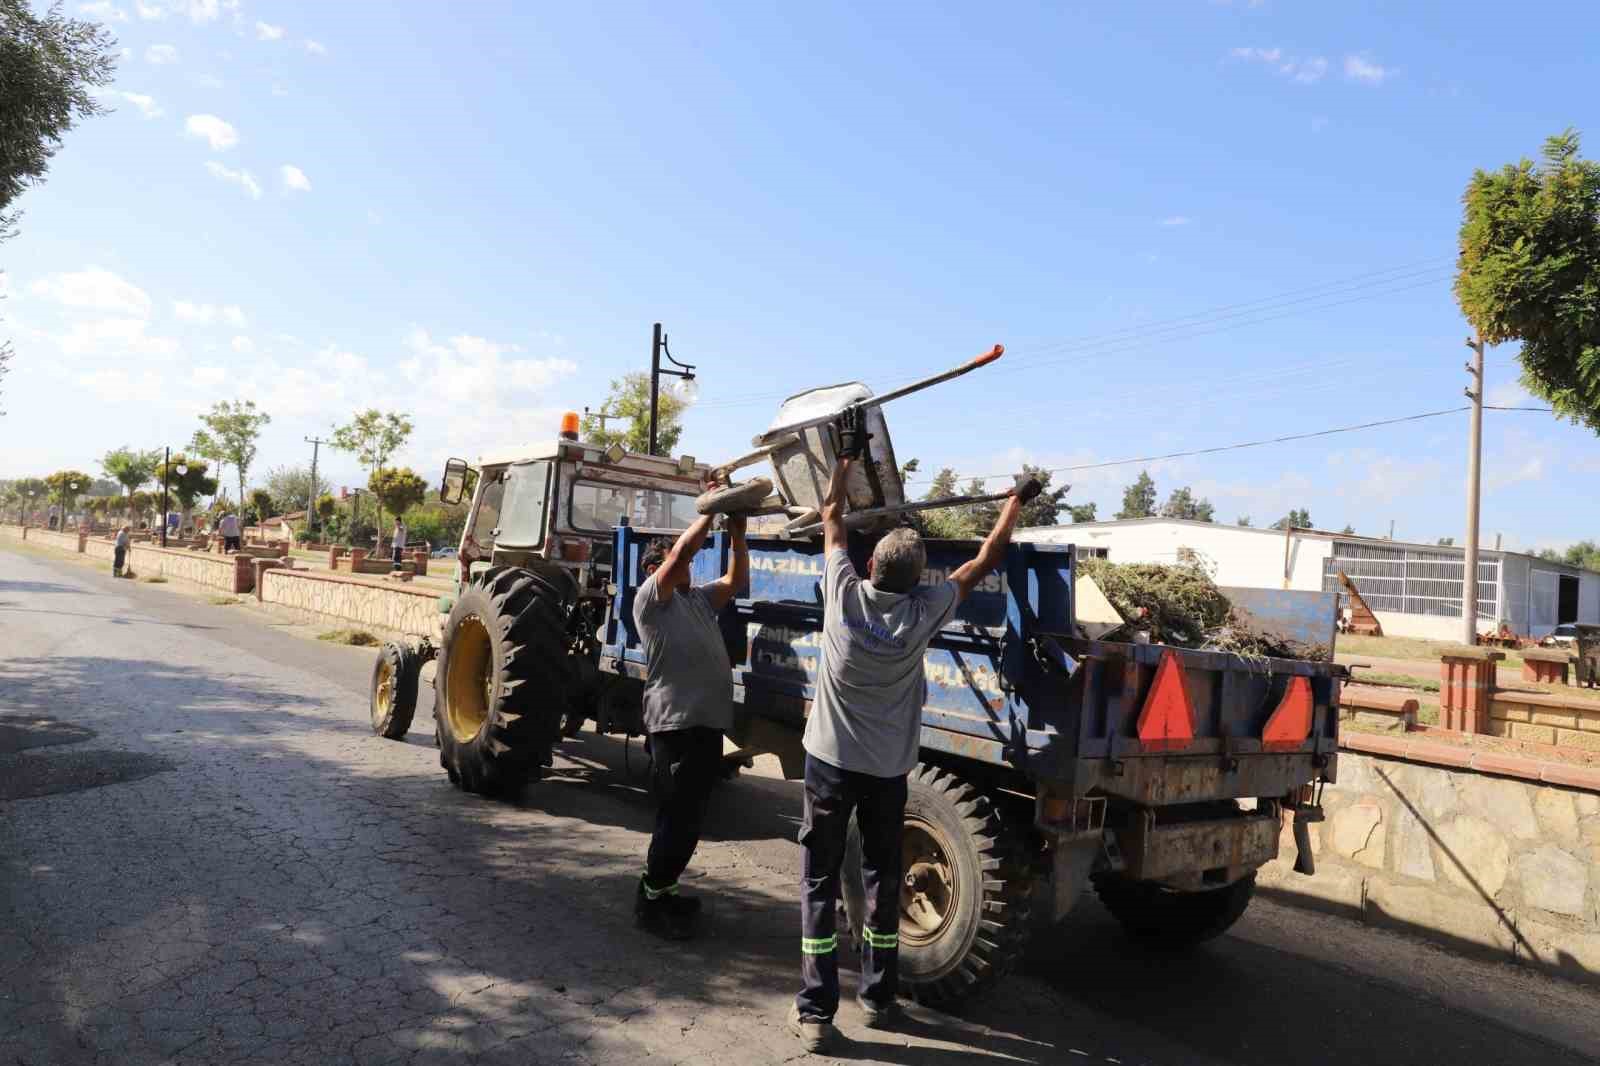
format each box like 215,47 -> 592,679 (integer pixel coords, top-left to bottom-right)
441,458 -> 470,505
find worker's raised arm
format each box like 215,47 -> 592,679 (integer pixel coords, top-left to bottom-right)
823,405 -> 873,555
653,512 -> 717,605
949,476 -> 1041,602
706,514 -> 749,611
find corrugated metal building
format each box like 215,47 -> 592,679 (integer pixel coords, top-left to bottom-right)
1017,518 -> 1600,640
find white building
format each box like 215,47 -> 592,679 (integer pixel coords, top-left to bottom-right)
1018,518 -> 1600,641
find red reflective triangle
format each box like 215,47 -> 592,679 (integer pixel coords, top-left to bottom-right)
1136,649 -> 1195,751
1262,675 -> 1314,751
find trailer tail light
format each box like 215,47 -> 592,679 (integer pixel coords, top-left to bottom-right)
1262,675 -> 1314,751
1136,649 -> 1195,751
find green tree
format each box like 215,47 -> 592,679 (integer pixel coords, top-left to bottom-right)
314,492 -> 337,524
1456,131 -> 1600,431
155,454 -> 217,529
919,467 -> 972,538
1159,486 -> 1215,522
1014,465 -> 1071,528
0,2 -> 116,239
331,409 -> 413,519
101,446 -> 159,516
1116,471 -> 1157,519
1068,502 -> 1098,523
10,475 -> 45,521
368,466 -> 427,531
580,372 -> 688,455
263,464 -> 329,516
1236,515 -> 1252,527
1272,508 -> 1312,530
1437,535 -> 1454,546
1560,539 -> 1600,572
193,399 -> 270,508
247,488 -> 275,526
44,468 -> 90,516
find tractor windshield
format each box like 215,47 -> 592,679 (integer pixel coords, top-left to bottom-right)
569,480 -> 698,533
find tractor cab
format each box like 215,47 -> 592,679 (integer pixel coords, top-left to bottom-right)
439,411 -> 709,601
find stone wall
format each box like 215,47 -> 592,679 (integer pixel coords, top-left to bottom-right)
259,569 -> 443,639
1260,748 -> 1600,983
1489,690 -> 1600,753
27,528 -> 85,553
126,544 -> 253,594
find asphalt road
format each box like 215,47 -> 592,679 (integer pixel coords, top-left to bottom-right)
3,545 -> 1598,1066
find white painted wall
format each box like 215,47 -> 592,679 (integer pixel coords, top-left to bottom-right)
1021,521 -> 1333,592
1370,610 -> 1466,642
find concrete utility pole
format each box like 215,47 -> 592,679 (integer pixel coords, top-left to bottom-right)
305,436 -> 331,535
1462,334 -> 1486,645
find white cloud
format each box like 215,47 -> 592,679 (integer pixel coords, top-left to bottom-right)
185,113 -> 238,150
229,336 -> 254,354
135,0 -> 166,18
192,73 -> 224,89
255,20 -> 284,41
203,161 -> 261,199
29,268 -> 152,316
185,0 -> 218,22
145,43 -> 179,64
191,366 -> 227,386
79,2 -> 128,21
113,91 -> 163,119
1229,46 -> 1328,84
58,317 -> 178,359
1488,456 -> 1545,492
303,39 -> 327,56
404,326 -> 577,406
366,210 -> 382,225
270,83 -> 289,97
1161,216 -> 1190,227
1344,54 -> 1393,85
279,165 -> 311,193
174,300 -> 246,325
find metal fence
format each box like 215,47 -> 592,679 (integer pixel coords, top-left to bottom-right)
1321,540 -> 1498,620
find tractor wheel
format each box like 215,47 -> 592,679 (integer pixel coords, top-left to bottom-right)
370,641 -> 420,740
695,477 -> 773,516
1092,872 -> 1256,948
841,763 -> 1033,1009
433,567 -> 574,799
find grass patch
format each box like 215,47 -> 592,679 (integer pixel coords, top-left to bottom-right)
1338,632 -> 1526,668
1349,671 -> 1440,693
318,628 -> 379,647
209,595 -> 242,606
138,575 -> 167,584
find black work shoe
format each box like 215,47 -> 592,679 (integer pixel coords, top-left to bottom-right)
635,882 -> 695,940
787,1002 -> 836,1054
856,996 -> 902,1030
665,892 -> 702,918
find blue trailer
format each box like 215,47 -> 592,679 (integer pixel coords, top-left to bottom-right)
596,525 -> 1341,1006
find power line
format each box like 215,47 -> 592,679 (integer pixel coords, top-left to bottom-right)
904,404 -> 1554,485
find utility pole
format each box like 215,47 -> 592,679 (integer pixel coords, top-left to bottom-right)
1462,334 -> 1486,645
647,322 -> 696,457
305,436 -> 331,536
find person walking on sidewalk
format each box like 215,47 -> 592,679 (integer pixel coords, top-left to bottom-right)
788,406 -> 1038,1053
218,512 -> 241,553
390,518 -> 407,571
630,508 -> 749,939
113,525 -> 131,578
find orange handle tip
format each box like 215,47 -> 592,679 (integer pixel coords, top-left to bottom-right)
970,344 -> 1004,368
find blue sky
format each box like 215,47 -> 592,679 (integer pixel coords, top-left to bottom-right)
3,0 -> 1597,550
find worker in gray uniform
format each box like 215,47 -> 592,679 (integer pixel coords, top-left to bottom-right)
788,405 -> 1038,1052
631,509 -> 749,939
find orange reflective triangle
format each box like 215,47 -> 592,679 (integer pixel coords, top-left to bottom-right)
1136,649 -> 1195,751
1262,675 -> 1314,751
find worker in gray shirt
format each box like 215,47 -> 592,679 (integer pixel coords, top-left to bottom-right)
631,509 -> 748,939
788,406 -> 1039,1052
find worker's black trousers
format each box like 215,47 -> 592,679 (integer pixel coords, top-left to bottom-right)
642,727 -> 724,894
796,754 -> 906,1022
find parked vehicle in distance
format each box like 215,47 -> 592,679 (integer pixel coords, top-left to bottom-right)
431,546 -> 458,559
1542,623 -> 1580,647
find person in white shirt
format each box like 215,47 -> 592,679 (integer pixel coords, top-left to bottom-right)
390,518 -> 407,570
218,513 -> 241,553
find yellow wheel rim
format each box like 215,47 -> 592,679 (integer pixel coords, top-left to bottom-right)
900,819 -> 960,946
372,659 -> 394,728
445,615 -> 493,743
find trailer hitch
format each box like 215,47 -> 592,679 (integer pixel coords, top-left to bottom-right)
1288,780 -> 1326,876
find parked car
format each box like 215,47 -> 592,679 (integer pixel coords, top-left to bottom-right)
431,546 -> 458,559
1542,623 -> 1580,648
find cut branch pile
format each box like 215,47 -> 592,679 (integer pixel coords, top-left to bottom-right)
1079,559 -> 1330,662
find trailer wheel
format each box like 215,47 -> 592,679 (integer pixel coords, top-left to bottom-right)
433,567 -> 573,798
370,641 -> 420,739
1092,872 -> 1256,948
841,763 -> 1033,1009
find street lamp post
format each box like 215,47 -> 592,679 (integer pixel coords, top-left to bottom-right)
160,448 -> 189,548
647,322 -> 697,457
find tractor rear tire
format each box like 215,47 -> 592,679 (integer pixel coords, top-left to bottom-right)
1092,872 -> 1256,948
434,568 -> 574,799
370,641 -> 420,740
840,763 -> 1033,1009
695,478 -> 773,516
